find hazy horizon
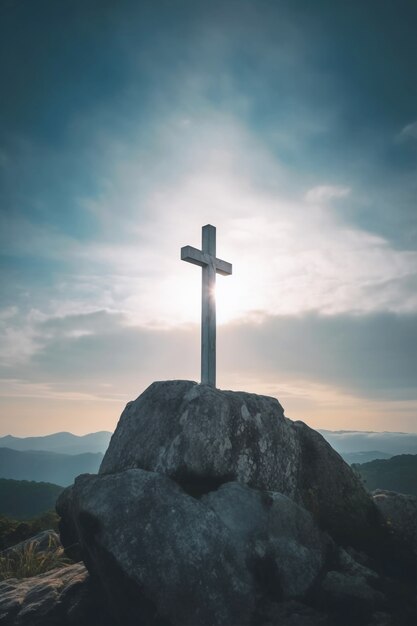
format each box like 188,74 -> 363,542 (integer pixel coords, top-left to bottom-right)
1,1 -> 416,436
2,426 -> 417,438
2,419 -> 417,439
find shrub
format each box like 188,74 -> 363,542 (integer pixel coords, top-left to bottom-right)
0,510 -> 60,551
0,534 -> 71,581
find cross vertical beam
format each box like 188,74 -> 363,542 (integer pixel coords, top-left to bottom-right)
181,224 -> 232,387
201,225 -> 216,386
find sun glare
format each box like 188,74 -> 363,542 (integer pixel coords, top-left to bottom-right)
161,268 -> 250,328
215,278 -> 245,324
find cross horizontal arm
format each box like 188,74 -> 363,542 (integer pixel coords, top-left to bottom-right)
182,246 -> 232,276
181,245 -> 206,268
215,258 -> 232,276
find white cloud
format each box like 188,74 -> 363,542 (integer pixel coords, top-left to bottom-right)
74,116 -> 416,322
2,114 -> 417,334
399,120 -> 417,140
1,310 -> 416,434
305,185 -> 351,203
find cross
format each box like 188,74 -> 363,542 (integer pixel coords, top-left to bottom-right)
181,224 -> 232,387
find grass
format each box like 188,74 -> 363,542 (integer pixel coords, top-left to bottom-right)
0,534 -> 71,581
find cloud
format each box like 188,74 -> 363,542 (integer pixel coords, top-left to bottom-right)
319,430 -> 417,455
222,312 -> 417,398
1,308 -> 416,402
1,114 -> 417,334
399,120 -> 417,141
0,307 -> 416,434
305,185 -> 351,203
1,0 -> 416,435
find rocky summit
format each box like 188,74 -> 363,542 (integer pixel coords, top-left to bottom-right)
99,380 -> 377,546
5,381 -> 415,626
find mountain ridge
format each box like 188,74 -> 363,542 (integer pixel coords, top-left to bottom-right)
0,431 -> 112,455
0,448 -> 103,486
318,429 -> 417,456
354,453 -> 417,497
2,428 -> 417,462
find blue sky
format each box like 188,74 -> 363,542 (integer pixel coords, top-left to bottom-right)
0,0 -> 416,435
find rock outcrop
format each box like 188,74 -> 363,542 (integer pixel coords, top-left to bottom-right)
100,380 -> 300,497
50,380 -> 416,626
100,380 -> 376,545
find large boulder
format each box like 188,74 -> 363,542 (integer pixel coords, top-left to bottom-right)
202,482 -> 330,599
100,380 -> 377,546
100,380 -> 301,498
57,469 -> 254,626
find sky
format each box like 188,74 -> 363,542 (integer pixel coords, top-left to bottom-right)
0,0 -> 416,436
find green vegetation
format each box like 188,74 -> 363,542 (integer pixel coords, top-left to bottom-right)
0,508 -> 74,581
0,478 -> 64,519
354,454 -> 417,496
0,534 -> 70,581
0,510 -> 60,551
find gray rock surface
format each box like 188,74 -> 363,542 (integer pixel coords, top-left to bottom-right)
320,569 -> 385,617
202,482 -> 330,599
336,547 -> 379,583
0,563 -> 103,626
259,600 -> 328,626
100,380 -> 377,545
372,489 -> 417,556
57,469 -> 254,626
291,420 -> 378,545
100,380 -> 301,498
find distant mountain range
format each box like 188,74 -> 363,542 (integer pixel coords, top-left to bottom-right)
0,429 -> 416,490
0,448 -> 103,486
0,431 -> 112,455
2,429 -> 417,459
353,454 -> 417,496
340,450 -> 393,465
319,430 -> 417,458
0,430 -> 416,513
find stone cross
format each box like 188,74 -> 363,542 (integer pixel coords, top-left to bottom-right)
181,225 -> 232,387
